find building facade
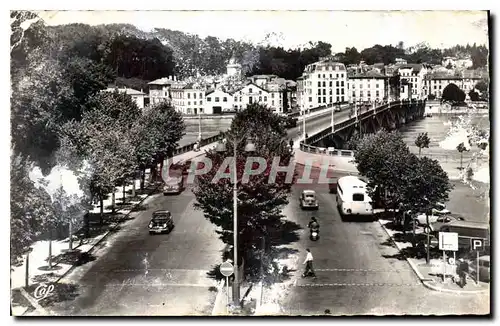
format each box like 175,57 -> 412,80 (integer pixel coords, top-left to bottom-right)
104,87 -> 146,110
397,64 -> 430,99
347,71 -> 389,103
148,77 -> 176,105
298,57 -> 348,111
205,89 -> 234,114
170,83 -> 206,115
423,76 -> 482,98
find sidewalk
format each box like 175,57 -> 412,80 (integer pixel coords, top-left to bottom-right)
377,217 -> 489,294
11,146 -> 211,315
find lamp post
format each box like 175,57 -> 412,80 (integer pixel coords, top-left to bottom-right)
302,108 -> 307,139
216,136 -> 256,307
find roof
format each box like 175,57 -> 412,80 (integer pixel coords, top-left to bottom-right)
302,190 -> 316,195
351,70 -> 388,79
148,77 -> 174,85
250,74 -> 278,80
105,87 -> 145,95
338,176 -> 366,187
229,82 -> 269,95
398,64 -> 423,73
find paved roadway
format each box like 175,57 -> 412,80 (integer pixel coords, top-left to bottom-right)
52,184 -> 225,316
273,172 -> 489,315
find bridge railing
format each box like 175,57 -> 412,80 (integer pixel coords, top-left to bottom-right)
304,99 -> 425,145
300,142 -> 355,157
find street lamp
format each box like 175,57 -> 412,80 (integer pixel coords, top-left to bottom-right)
215,135 -> 256,307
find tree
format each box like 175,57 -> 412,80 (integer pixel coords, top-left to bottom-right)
354,129 -> 414,221
441,83 -> 466,104
469,89 -> 480,101
475,80 -> 488,94
445,62 -> 453,70
456,142 -> 469,170
400,156 -> 453,263
414,132 -> 430,157
10,154 -> 53,267
192,103 -> 296,282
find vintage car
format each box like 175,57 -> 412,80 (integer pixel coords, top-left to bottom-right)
300,190 -> 319,210
148,210 -> 174,234
163,176 -> 184,195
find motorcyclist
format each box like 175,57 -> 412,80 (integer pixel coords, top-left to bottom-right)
308,217 -> 320,231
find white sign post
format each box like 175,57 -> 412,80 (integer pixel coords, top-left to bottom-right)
471,238 -> 484,285
439,232 -> 459,283
220,261 -> 234,314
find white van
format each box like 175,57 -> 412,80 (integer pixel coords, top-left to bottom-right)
336,176 -> 373,216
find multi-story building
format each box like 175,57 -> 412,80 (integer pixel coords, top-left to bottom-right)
148,77 -> 176,105
104,87 -> 146,109
170,82 -> 206,115
347,71 -> 389,103
423,74 -> 482,98
230,82 -> 272,112
205,89 -> 234,114
397,64 -> 431,99
298,57 -> 348,111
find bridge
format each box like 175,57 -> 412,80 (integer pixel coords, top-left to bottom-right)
302,99 -> 426,150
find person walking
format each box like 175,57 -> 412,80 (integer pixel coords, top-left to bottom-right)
302,248 -> 316,278
456,258 -> 469,288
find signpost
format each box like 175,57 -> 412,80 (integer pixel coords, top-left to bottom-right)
439,232 -> 458,283
220,261 -> 234,313
471,238 -> 484,285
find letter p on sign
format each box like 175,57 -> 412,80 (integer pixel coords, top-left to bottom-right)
472,238 -> 483,251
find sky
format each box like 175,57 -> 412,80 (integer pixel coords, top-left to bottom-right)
37,10 -> 489,52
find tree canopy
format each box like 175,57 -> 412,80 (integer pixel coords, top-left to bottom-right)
441,83 -> 466,104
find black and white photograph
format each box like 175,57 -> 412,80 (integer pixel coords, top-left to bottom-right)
9,9 -> 490,316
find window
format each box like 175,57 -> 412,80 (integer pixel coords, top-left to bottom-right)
336,81 -> 339,87
200,93 -> 203,98
318,81 -> 321,87
323,97 -> 326,103
187,108 -> 192,114
352,91 -> 355,97
188,93 -> 191,99
360,91 -> 364,97
330,74 -> 332,78
341,89 -> 344,95
336,73 -> 339,78
318,97 -> 321,103
259,96 -> 262,101
341,81 -> 344,87
240,97 -> 242,102
329,97 -> 333,103
271,93 -> 275,98
272,100 -> 275,105
264,96 -> 267,101
322,81 -> 326,87
223,97 -> 227,102
367,91 -> 371,97
188,101 -> 191,105
215,97 -> 220,102
308,97 -> 312,102
353,193 -> 365,201
323,89 -> 326,95
376,83 -> 379,88
341,96 -> 345,102
200,100 -> 203,105
207,97 -> 212,102
194,93 -> 197,99
249,88 -> 253,93
194,101 -> 197,105
329,89 -> 332,95
376,91 -> 380,97
259,90 -> 262,95
336,89 -> 340,95
318,74 -> 321,78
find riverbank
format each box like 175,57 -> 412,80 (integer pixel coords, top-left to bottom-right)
446,180 -> 489,223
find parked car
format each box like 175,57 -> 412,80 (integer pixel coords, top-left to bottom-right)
300,190 -> 319,210
429,213 -> 466,231
163,177 -> 184,195
148,210 -> 174,234
328,179 -> 338,193
416,210 -> 460,226
469,255 -> 490,282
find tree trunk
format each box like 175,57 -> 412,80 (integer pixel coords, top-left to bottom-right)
48,228 -> 53,269
418,147 -> 422,157
99,196 -> 104,225
132,176 -> 136,198
69,219 -> 73,251
111,190 -> 116,213
426,213 -> 430,264
140,167 -> 146,191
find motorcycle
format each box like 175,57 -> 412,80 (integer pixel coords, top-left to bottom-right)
309,228 -> 319,241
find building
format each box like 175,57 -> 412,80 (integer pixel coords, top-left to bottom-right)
205,88 -> 234,114
170,82 -> 206,115
298,57 -> 348,111
230,82 -> 272,112
397,64 -> 430,99
395,58 -> 408,65
148,77 -> 176,105
347,71 -> 389,103
104,87 -> 146,109
423,74 -> 482,98
226,55 -> 242,78
442,56 -> 473,70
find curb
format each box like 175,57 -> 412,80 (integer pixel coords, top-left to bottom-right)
422,280 -> 489,294
211,279 -> 226,316
376,219 -> 431,283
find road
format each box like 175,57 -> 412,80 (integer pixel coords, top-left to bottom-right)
52,184 -> 225,316
271,174 -> 490,315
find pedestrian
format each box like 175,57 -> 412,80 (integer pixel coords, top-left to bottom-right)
456,258 -> 469,288
302,248 -> 316,278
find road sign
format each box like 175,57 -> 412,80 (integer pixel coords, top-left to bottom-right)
220,261 -> 234,277
471,238 -> 484,251
439,232 -> 458,251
